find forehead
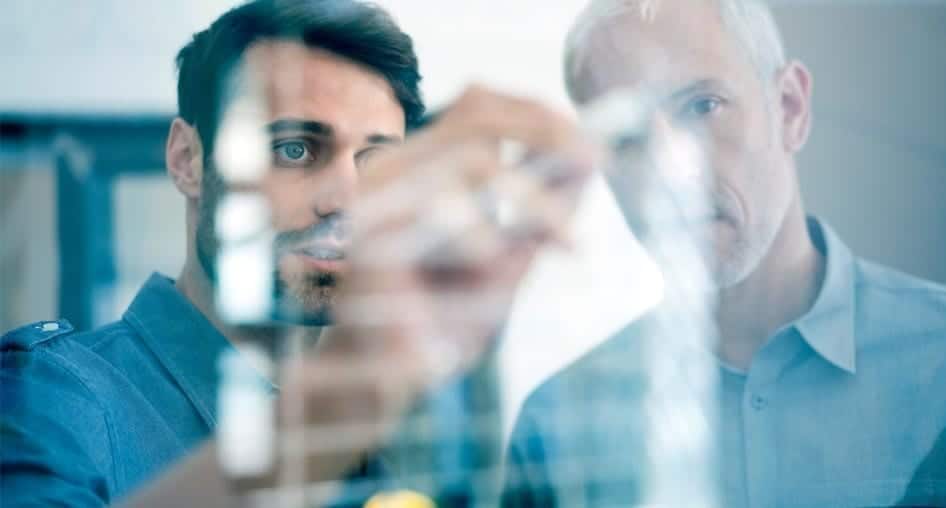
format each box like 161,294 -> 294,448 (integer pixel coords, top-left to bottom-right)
572,0 -> 751,101
241,40 -> 405,135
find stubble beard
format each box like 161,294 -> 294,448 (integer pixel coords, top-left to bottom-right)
194,182 -> 338,326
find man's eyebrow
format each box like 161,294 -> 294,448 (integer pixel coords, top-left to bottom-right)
667,79 -> 724,102
266,119 -> 401,144
366,133 -> 402,145
267,119 -> 333,136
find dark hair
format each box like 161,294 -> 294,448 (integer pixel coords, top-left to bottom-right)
175,0 -> 425,158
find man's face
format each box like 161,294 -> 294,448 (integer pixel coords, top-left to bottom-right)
196,41 -> 406,324
573,0 -> 797,288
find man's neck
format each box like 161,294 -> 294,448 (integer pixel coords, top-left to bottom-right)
175,258 -> 323,361
714,204 -> 826,371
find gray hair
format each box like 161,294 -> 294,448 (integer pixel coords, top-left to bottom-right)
565,0 -> 787,102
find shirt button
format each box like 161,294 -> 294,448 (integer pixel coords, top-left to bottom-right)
750,394 -> 768,411
40,322 -> 60,332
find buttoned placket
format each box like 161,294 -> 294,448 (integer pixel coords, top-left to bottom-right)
740,328 -> 805,508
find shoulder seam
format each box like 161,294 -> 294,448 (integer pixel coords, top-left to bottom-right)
83,323 -> 133,352
855,280 -> 946,299
1,320 -> 75,351
855,260 -> 946,297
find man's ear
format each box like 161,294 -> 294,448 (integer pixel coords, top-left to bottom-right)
166,118 -> 205,199
776,60 -> 813,153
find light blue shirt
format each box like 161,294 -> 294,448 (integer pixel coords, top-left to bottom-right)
503,219 -> 946,507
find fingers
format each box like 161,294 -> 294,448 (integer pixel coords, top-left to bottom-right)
348,85 -> 599,280
360,84 -> 600,192
351,140 -> 588,261
350,167 -> 577,285
351,142 -> 493,243
434,85 -> 588,155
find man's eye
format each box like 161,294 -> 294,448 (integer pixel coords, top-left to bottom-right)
684,96 -> 723,118
273,140 -> 314,165
355,146 -> 385,168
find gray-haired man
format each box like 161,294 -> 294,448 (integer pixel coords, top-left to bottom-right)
503,1 -> 946,506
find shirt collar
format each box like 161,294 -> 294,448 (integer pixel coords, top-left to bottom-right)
792,217 -> 858,374
122,273 -> 273,429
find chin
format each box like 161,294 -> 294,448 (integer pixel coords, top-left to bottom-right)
273,293 -> 335,326
273,269 -> 339,325
709,234 -> 769,290
710,260 -> 752,290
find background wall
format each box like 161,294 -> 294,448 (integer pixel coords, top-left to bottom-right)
780,5 -> 946,285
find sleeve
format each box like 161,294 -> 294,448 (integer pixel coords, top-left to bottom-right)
896,425 -> 946,506
1,348 -> 115,507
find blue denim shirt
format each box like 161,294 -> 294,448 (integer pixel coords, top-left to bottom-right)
504,219 -> 946,507
1,274 -> 272,505
1,274 -> 499,506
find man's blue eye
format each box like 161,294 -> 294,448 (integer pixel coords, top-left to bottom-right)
279,142 -> 306,160
355,146 -> 385,167
274,141 -> 311,163
689,97 -> 722,116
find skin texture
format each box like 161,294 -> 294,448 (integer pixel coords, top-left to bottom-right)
569,0 -> 824,368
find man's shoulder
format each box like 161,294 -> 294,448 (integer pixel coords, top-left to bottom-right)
2,318 -> 135,353
1,314 -> 211,500
2,317 -> 143,365
856,258 -> 946,298
1,317 -> 144,393
519,318 -> 650,415
853,258 -> 946,338
2,319 -> 77,351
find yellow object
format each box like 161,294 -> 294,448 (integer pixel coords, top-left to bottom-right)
364,490 -> 436,508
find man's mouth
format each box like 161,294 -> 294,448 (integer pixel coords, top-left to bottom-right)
297,245 -> 346,261
287,244 -> 349,273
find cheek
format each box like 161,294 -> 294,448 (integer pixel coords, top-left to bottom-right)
702,113 -> 756,188
705,105 -> 759,164
703,110 -> 787,221
260,172 -> 315,231
277,253 -> 304,279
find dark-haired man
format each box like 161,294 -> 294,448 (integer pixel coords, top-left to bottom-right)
0,1 -> 595,506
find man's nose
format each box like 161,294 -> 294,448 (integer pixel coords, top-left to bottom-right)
308,154 -> 359,218
310,210 -> 351,242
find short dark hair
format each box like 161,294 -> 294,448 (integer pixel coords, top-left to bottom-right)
175,0 -> 425,158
